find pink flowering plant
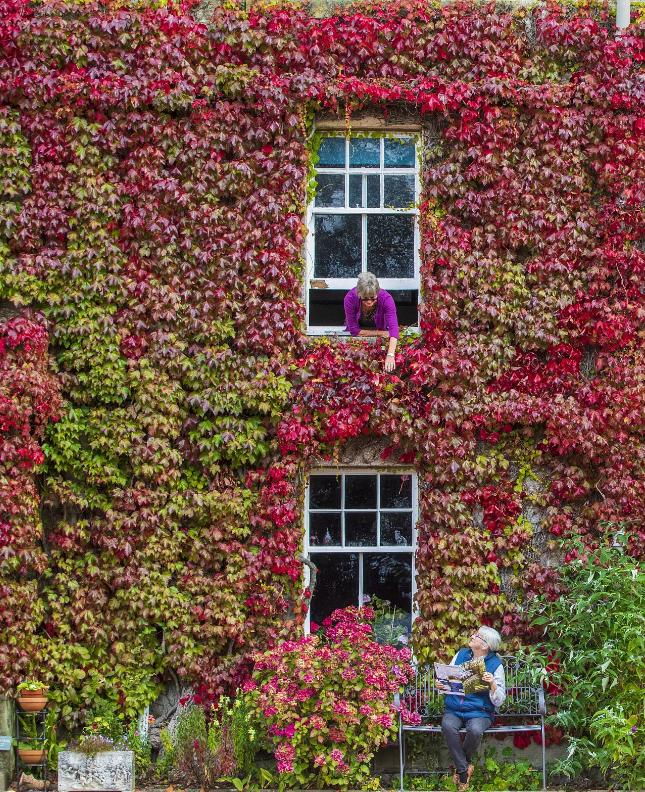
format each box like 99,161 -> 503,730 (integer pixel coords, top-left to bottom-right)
244,606 -> 414,789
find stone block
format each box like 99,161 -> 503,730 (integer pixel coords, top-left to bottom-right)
57,751 -> 134,792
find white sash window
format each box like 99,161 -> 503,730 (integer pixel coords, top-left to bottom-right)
306,134 -> 421,334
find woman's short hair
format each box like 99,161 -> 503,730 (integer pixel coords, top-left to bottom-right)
356,272 -> 380,300
478,626 -> 502,652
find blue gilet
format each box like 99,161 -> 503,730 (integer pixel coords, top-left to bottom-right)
443,648 -> 502,721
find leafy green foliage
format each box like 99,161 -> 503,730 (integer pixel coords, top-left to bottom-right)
528,544 -> 645,788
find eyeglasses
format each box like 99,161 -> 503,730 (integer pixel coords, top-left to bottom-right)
470,632 -> 489,646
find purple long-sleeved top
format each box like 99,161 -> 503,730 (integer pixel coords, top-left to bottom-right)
344,288 -> 399,338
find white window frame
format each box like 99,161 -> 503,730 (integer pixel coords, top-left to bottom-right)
305,133 -> 421,335
303,468 -> 418,634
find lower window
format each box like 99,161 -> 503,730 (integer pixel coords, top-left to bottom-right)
308,289 -> 419,331
305,471 -> 417,642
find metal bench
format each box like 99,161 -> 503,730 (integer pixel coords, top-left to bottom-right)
398,655 -> 546,791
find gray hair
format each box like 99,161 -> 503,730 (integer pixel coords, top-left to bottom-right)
356,272 -> 380,300
478,626 -> 502,652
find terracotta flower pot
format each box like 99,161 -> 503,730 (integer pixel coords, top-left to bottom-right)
18,748 -> 46,765
17,691 -> 48,712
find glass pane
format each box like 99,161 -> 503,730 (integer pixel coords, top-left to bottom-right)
310,475 -> 341,508
309,513 -> 342,547
315,174 -> 345,207
384,137 -> 416,168
349,137 -> 380,168
367,174 -> 380,208
348,174 -> 363,208
380,512 -> 412,546
367,215 -> 414,278
309,553 -> 358,627
389,290 -> 419,327
345,475 -> 377,508
345,513 -> 377,546
317,137 -> 345,167
314,215 -> 362,278
364,552 -> 413,616
308,289 -> 347,327
384,175 -> 415,208
380,474 -> 412,508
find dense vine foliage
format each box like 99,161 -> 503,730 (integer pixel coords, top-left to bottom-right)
0,0 -> 642,726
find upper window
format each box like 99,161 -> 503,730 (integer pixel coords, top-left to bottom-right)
304,471 -> 417,643
306,134 -> 420,334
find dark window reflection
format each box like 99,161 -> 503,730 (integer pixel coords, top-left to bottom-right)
367,174 -> 380,208
346,513 -> 377,546
349,174 -> 362,208
384,175 -> 415,208
310,475 -> 341,509
364,553 -> 412,617
349,137 -> 380,168
380,475 -> 412,508
318,137 -> 345,167
367,214 -> 415,278
380,512 -> 412,546
309,513 -> 342,546
309,553 -> 358,625
384,137 -> 416,168
345,475 -> 377,508
314,214 -> 361,278
315,174 -> 345,207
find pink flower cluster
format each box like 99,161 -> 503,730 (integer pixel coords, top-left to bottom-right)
247,606 -> 415,787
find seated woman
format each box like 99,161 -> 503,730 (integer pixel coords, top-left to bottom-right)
344,272 -> 399,373
437,626 -> 506,791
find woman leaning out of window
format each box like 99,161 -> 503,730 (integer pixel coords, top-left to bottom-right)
344,272 -> 399,372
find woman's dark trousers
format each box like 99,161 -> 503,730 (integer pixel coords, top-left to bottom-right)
441,712 -> 492,775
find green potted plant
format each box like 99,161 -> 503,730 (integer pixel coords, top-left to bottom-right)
17,681 -> 49,713
15,714 -> 46,765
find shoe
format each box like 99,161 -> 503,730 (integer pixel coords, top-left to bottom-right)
457,783 -> 470,792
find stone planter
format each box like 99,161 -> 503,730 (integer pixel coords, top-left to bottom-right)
58,751 -> 134,792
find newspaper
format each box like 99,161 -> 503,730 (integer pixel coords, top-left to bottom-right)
434,657 -> 488,696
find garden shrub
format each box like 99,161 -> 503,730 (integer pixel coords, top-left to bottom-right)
246,606 -> 414,789
528,543 -> 645,789
172,697 -> 259,788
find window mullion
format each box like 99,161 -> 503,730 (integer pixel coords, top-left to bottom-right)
376,474 -> 381,548
362,213 -> 367,274
341,474 -> 346,548
358,552 -> 364,609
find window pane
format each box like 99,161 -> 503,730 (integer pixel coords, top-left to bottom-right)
384,137 -> 416,168
308,289 -> 347,327
317,137 -> 345,167
380,512 -> 412,546
380,474 -> 412,508
309,513 -> 342,547
364,553 -> 413,618
309,553 -> 358,626
367,174 -> 380,208
384,175 -> 415,208
367,215 -> 415,278
345,513 -> 377,546
389,290 -> 419,327
345,475 -> 377,508
310,475 -> 342,508
348,174 -> 362,208
314,215 -> 361,278
315,174 -> 345,207
349,137 -> 380,168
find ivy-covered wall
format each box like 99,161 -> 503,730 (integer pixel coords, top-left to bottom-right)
0,0 -> 642,723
